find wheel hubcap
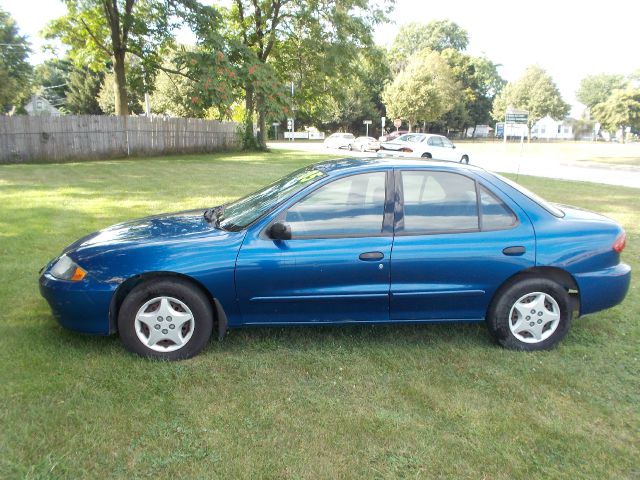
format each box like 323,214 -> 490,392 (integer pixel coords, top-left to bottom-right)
508,291 -> 560,343
134,296 -> 195,352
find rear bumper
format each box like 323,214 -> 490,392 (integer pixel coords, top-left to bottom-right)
574,263 -> 631,315
39,273 -> 116,335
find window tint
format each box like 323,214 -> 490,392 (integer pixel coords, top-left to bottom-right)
401,171 -> 478,233
480,185 -> 517,229
285,172 -> 386,237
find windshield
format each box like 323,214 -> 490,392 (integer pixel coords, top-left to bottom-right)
217,166 -> 326,231
493,173 -> 565,217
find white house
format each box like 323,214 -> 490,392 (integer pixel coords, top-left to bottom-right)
531,115 -> 573,140
24,95 -> 61,117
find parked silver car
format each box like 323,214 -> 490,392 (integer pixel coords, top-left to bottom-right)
379,133 -> 470,163
324,133 -> 356,149
350,136 -> 381,152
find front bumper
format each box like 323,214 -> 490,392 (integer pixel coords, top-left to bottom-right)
574,263 -> 631,315
39,273 -> 117,335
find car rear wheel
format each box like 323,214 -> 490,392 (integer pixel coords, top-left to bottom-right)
461,155 -> 469,164
118,277 -> 213,360
348,144 -> 353,151
487,277 -> 571,351
360,144 -> 365,152
421,152 -> 432,158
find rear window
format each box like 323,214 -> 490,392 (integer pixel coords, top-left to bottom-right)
493,173 -> 564,217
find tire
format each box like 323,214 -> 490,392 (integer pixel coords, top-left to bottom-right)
348,144 -> 353,151
461,155 -> 469,164
118,277 -> 214,360
421,152 -> 432,158
486,277 -> 572,351
360,144 -> 365,152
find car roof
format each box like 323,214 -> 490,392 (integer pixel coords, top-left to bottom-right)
313,157 -> 484,176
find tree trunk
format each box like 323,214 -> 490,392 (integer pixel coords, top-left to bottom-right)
256,93 -> 266,149
113,51 -> 129,116
243,83 -> 255,149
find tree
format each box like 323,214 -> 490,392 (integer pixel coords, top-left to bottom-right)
492,65 -> 570,140
97,55 -> 146,114
439,49 -> 504,135
207,0 -> 392,148
382,49 -> 458,130
45,0 -> 178,116
33,59 -> 72,111
576,74 -> 627,110
591,88 -> 640,143
0,8 -> 32,113
389,20 -> 469,73
66,67 -> 104,114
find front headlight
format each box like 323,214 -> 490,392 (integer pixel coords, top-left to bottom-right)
50,254 -> 87,281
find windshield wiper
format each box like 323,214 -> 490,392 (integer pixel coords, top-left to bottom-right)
204,204 -> 225,227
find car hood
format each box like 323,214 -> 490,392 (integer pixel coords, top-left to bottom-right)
64,209 -> 218,252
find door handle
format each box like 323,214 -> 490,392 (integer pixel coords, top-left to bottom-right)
503,246 -> 526,256
359,251 -> 384,261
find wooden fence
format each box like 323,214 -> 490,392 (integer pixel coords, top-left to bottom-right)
0,115 -> 241,163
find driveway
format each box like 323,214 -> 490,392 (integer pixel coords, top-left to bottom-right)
268,141 -> 640,189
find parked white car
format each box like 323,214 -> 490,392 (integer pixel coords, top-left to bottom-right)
350,136 -> 381,152
379,133 -> 470,163
324,133 -> 355,149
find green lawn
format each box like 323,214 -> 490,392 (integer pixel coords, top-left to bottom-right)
1,151 -> 638,479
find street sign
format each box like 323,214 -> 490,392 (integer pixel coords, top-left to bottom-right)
505,108 -> 528,124
393,118 -> 402,128
363,120 -> 372,136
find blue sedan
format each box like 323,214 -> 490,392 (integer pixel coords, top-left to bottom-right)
40,158 -> 631,359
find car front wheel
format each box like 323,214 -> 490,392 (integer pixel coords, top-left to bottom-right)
461,155 -> 469,164
118,277 -> 213,360
487,277 -> 572,351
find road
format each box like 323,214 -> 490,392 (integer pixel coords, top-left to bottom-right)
268,141 -> 640,189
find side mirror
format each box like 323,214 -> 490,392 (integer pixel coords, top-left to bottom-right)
268,222 -> 292,240
452,144 -> 456,149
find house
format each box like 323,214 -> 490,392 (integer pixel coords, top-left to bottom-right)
24,95 -> 61,117
531,115 -> 573,140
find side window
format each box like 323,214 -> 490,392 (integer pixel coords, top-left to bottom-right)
285,172 -> 386,237
401,171 -> 479,233
480,185 -> 517,229
442,137 -> 454,148
428,137 -> 443,147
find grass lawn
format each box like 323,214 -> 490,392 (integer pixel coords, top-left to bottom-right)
1,150 -> 638,479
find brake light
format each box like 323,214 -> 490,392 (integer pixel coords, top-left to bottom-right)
613,231 -> 627,253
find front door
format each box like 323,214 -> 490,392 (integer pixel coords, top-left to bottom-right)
235,170 -> 394,325
390,169 -> 536,320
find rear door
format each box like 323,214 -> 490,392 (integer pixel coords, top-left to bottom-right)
390,169 -> 536,321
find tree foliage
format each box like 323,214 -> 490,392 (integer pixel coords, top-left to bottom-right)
389,20 -> 468,73
202,0 -> 392,148
33,59 -> 72,111
66,67 -> 104,114
492,65 -> 570,137
439,48 -> 504,133
45,0 -> 178,115
592,88 -> 640,143
382,49 -> 458,130
0,8 -> 33,113
576,74 -> 627,110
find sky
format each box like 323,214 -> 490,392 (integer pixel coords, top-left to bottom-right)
2,0 -> 639,116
